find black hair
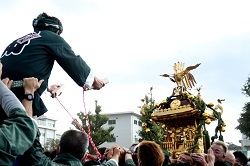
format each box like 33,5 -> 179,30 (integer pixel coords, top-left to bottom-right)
33,12 -> 63,35
98,147 -> 107,155
233,151 -> 248,166
60,130 -> 89,160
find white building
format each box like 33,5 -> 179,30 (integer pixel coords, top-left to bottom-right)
37,115 -> 58,148
240,134 -> 250,157
100,111 -> 142,148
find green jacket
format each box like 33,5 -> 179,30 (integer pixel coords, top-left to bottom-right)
1,30 -> 91,116
0,108 -> 37,166
53,153 -> 83,166
20,152 -> 83,166
18,131 -> 82,166
19,132 -> 118,166
125,159 -> 136,166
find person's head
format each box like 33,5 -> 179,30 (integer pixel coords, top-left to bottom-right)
59,130 -> 89,160
211,141 -> 227,162
130,143 -> 139,151
137,141 -> 165,166
177,152 -> 193,165
233,151 -> 248,166
32,12 -> 63,35
224,151 -> 235,166
98,147 -> 107,156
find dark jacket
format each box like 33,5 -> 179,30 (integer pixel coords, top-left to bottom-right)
1,30 -> 91,116
0,109 -> 37,165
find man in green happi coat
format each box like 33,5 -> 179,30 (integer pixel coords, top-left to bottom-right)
0,12 -> 105,119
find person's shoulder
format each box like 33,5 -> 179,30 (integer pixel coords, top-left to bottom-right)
39,30 -> 66,43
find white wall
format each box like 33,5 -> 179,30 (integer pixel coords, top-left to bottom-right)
100,112 -> 141,148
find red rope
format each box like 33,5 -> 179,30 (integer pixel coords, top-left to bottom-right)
82,91 -> 101,158
55,91 -> 102,159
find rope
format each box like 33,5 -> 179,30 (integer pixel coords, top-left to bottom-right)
82,91 -> 102,158
55,91 -> 102,159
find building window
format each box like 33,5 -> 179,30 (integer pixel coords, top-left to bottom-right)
38,119 -> 46,126
134,120 -> 137,125
108,120 -> 116,125
138,121 -> 142,126
48,123 -> 55,127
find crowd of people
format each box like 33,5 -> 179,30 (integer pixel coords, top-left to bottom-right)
0,12 -> 249,166
167,141 -> 249,166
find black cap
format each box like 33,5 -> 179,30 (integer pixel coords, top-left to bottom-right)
233,151 -> 248,166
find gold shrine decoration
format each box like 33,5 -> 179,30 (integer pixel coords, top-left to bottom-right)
160,62 -> 201,89
134,61 -> 228,159
149,62 -> 227,159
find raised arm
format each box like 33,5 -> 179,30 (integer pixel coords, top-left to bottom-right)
22,77 -> 44,117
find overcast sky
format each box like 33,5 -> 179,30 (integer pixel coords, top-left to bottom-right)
1,0 -> 250,146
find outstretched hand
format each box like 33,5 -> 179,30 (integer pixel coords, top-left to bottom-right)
92,77 -> 106,90
47,84 -> 64,98
84,77 -> 108,91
